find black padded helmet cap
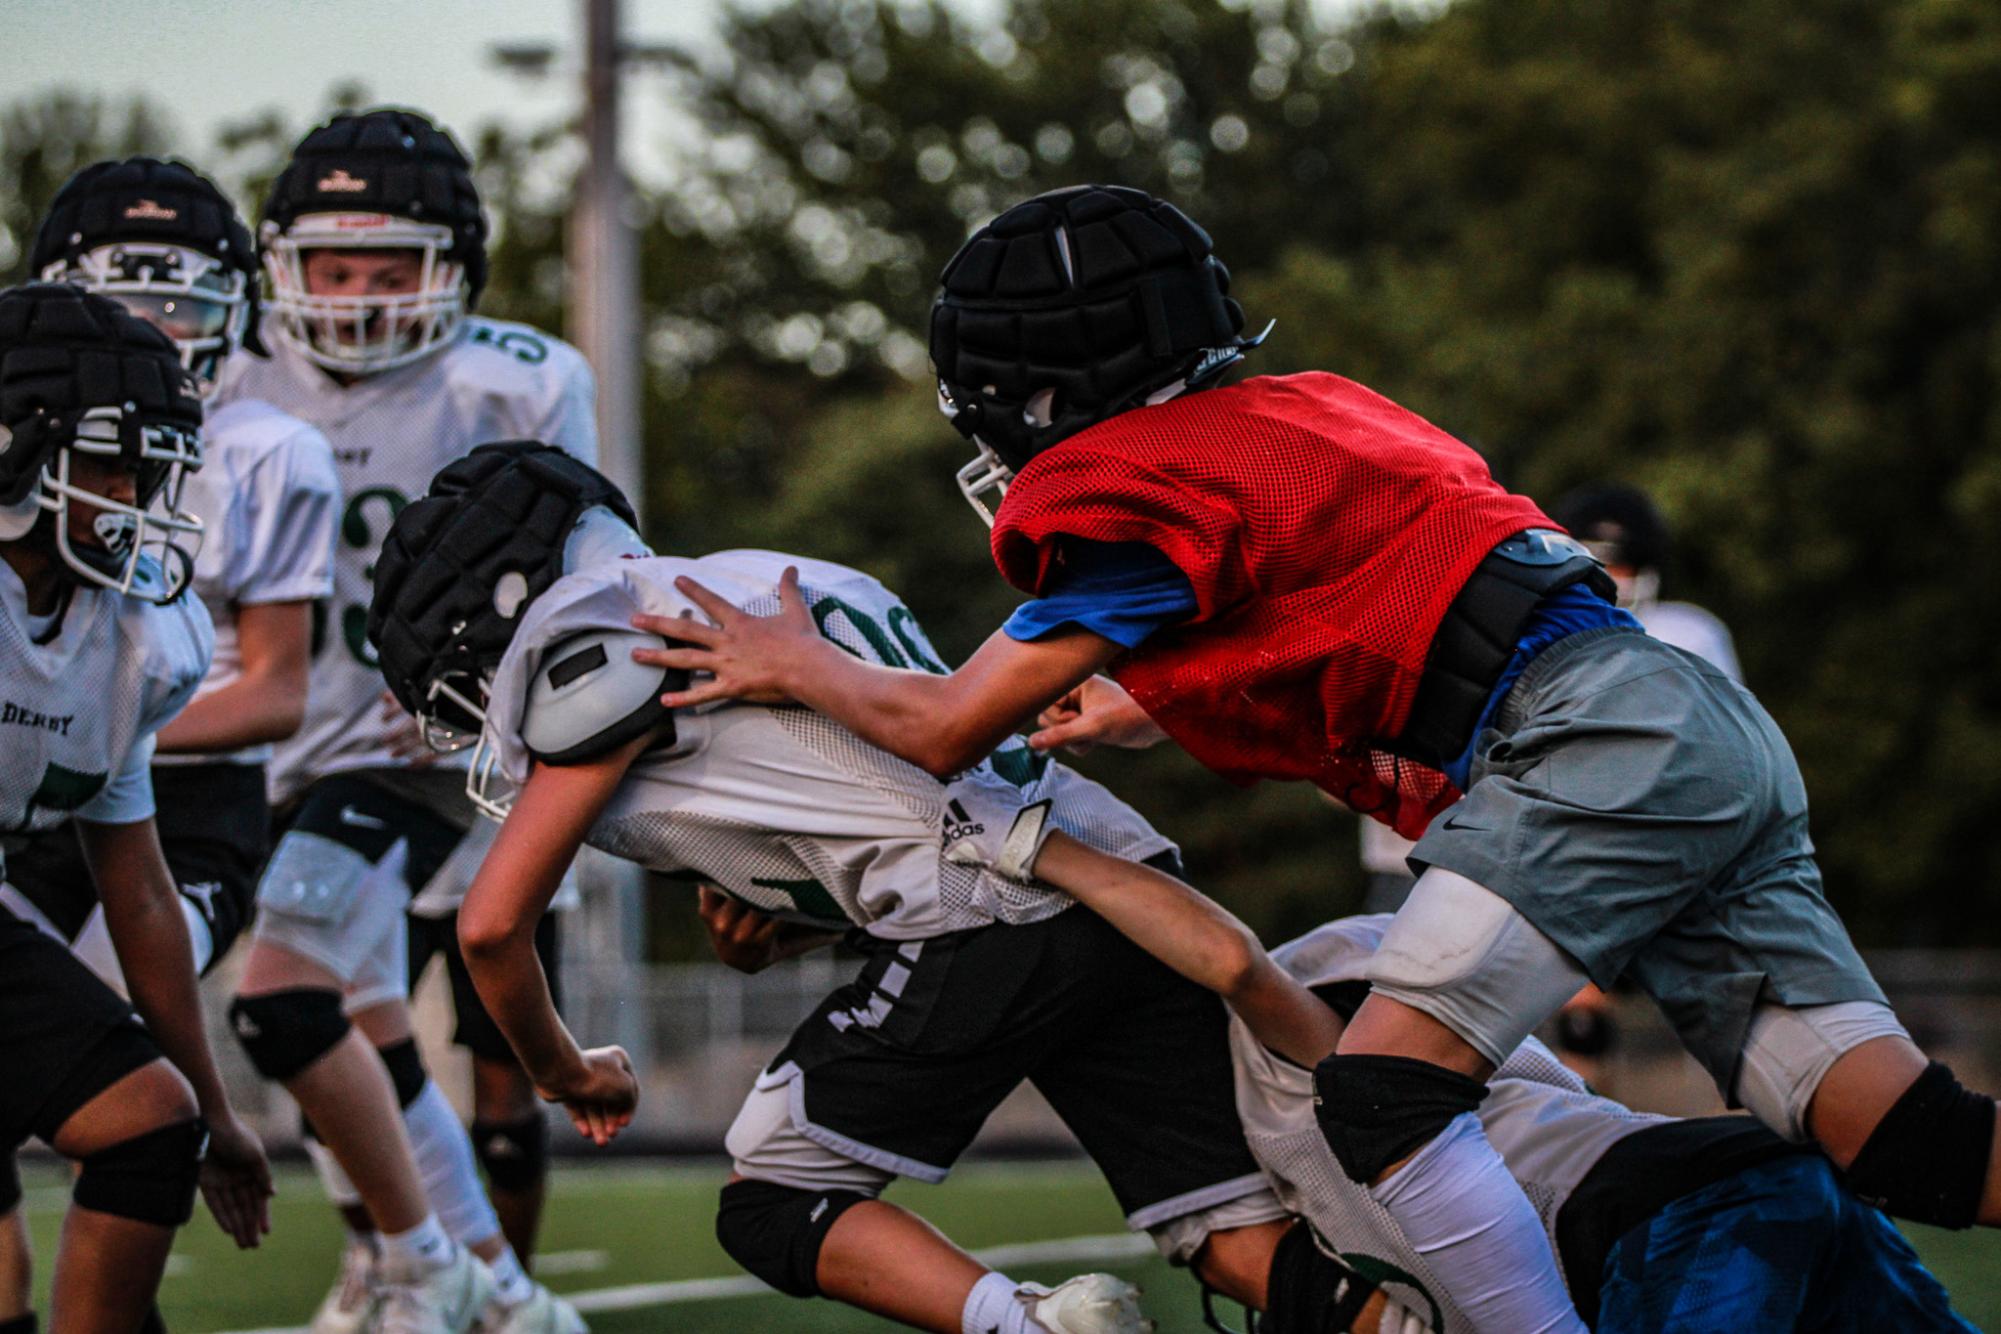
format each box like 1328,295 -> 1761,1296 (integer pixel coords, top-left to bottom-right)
265,107 -> 488,304
1549,481 -> 1672,573
0,283 -> 203,506
29,156 -> 265,354
369,441 -> 638,725
930,184 -> 1250,469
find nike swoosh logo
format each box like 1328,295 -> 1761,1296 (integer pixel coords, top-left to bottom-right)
338,805 -> 389,830
1440,811 -> 1492,832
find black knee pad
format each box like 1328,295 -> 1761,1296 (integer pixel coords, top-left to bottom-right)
376,1038 -> 429,1110
1314,1054 -> 1487,1184
715,1178 -> 869,1298
73,1118 -> 207,1227
1845,1060 -> 1995,1230
229,989 -> 350,1082
1258,1223 -> 1376,1334
473,1114 -> 549,1193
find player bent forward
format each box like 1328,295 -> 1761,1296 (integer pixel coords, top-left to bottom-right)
363,443 -> 1384,1333
0,284 -> 271,1332
1018,834 -> 1978,1333
646,186 -> 2001,1332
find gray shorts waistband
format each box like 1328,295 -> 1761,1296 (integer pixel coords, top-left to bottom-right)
1494,625 -> 1648,734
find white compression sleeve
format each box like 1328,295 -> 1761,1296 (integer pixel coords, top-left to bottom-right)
404,1080 -> 503,1249
1368,1112 -> 1586,1334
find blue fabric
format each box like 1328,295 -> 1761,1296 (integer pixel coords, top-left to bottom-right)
1444,582 -> 1640,789
1001,539 -> 1198,649
1597,1154 -> 1976,1334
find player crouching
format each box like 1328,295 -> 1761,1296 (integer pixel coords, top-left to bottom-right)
0,283 -> 272,1330
1009,834 -> 1978,1333
359,442 -> 1389,1333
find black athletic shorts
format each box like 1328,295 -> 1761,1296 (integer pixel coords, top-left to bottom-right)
0,911 -> 162,1170
408,911 -> 563,1063
6,762 -> 271,975
767,884 -> 1265,1227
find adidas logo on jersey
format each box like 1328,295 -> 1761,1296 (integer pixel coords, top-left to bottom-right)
233,1010 -> 262,1040
122,198 -> 178,221
316,169 -> 370,193
941,798 -> 985,844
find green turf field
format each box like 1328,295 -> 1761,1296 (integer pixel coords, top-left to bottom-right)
15,1156 -> 1998,1331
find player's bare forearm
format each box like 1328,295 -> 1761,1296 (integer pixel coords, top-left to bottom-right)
78,818 -> 234,1112
631,566 -> 1118,778
155,601 -> 311,753
459,734 -> 650,1089
1032,833 -> 1343,1066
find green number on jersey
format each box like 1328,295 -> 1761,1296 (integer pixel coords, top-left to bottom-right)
337,486 -> 409,666
10,760 -> 109,830
469,325 -> 549,365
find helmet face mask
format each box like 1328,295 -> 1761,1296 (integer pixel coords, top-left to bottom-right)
37,406 -> 205,603
263,214 -> 466,375
45,242 -> 250,394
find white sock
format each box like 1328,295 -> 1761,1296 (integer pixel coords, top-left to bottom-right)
403,1079 -> 504,1246
379,1214 -> 453,1278
962,1270 -> 1037,1334
1369,1113 -> 1587,1334
487,1244 -> 535,1307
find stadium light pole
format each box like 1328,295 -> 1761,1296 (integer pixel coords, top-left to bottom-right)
576,0 -> 643,509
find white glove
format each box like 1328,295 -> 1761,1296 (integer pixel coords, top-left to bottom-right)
941,771 -> 1056,882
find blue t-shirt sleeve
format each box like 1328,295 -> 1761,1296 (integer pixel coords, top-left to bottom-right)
1001,539 -> 1198,649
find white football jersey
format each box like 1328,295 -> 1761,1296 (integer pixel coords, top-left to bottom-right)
482,551 -> 1176,940
0,559 -> 212,879
1230,916 -> 1667,1331
153,396 -> 340,767
1638,600 -> 1742,682
213,318 -> 597,803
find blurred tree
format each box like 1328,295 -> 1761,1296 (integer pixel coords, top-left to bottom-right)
0,93 -> 174,284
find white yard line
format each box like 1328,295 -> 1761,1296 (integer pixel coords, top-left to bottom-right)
220,1230 -> 1154,1333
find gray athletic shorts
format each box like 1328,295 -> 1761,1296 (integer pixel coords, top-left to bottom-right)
1409,626 -> 1886,1092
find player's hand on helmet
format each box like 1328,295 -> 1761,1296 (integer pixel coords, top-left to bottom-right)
697,886 -> 784,973
629,565 -> 816,708
543,1045 -> 638,1148
199,1108 -> 274,1249
378,690 -> 437,767
1029,675 -> 1166,754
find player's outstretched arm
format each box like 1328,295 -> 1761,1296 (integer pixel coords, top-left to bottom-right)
1031,833 -> 1343,1067
459,731 -> 656,1146
630,566 -> 1121,778
77,817 -> 274,1247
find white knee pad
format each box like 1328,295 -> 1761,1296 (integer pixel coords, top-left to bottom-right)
1364,869 -> 1591,1068
253,834 -> 411,985
725,1074 -> 894,1198
1143,1183 -> 1291,1264
1733,1000 -> 1909,1141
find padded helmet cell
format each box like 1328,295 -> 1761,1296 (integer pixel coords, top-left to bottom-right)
368,441 -> 638,730
930,184 -> 1259,470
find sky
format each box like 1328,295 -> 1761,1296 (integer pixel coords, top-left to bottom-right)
0,0 -> 731,180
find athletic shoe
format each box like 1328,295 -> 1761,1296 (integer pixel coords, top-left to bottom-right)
480,1281 -> 589,1333
377,1245 -> 498,1334
308,1239 -> 380,1334
1024,1273 -> 1155,1334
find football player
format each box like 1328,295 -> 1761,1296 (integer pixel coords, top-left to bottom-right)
213,108 -> 593,1333
6,156 -> 339,1000
0,152 -> 338,1334
0,283 -> 271,1332
1017,833 -> 1977,1332
360,442 -> 1374,1334
635,185 -> 2000,1332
